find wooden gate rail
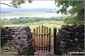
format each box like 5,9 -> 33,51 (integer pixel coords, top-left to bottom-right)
32,25 -> 51,52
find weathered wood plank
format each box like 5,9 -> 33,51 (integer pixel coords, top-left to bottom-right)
47,27 -> 49,51
41,25 -> 43,50
43,26 -> 46,50
37,27 -> 38,51
33,29 -> 36,50
39,26 -> 40,51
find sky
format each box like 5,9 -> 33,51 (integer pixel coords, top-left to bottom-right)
1,0 -> 72,11
1,0 -> 56,9
1,0 -> 72,19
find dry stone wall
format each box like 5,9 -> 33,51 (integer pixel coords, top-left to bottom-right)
1,26 -> 34,55
55,25 -> 84,55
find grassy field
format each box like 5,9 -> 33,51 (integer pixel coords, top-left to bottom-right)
4,20 -> 65,33
1,11 -> 49,16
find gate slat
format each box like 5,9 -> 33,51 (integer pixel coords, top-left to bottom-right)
44,26 -> 45,50
39,26 -> 40,51
33,29 -> 36,50
41,25 -> 43,50
46,27 -> 49,50
35,28 -> 37,51
37,27 -> 38,51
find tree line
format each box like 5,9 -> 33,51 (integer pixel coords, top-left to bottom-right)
4,17 -> 65,24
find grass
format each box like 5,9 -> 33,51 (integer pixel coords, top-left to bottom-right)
4,20 -> 65,32
1,11 -> 49,16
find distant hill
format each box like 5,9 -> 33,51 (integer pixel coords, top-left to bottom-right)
1,8 -> 57,13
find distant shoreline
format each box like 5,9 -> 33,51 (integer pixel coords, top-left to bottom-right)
1,12 -> 67,19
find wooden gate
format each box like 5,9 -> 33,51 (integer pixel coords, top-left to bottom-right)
32,25 -> 51,52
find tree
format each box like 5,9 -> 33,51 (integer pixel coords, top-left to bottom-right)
55,0 -> 84,24
0,0 -> 32,8
0,19 -> 9,26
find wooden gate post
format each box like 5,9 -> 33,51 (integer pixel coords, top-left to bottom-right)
49,28 -> 51,52
54,27 -> 57,54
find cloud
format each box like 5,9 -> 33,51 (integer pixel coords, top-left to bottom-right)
1,1 -> 56,9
